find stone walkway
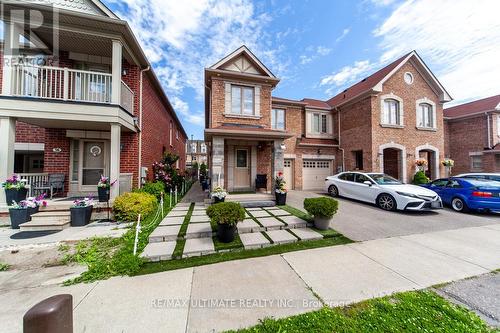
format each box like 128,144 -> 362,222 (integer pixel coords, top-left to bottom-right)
141,203 -> 324,261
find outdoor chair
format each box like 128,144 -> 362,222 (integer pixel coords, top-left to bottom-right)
255,174 -> 267,190
32,173 -> 65,199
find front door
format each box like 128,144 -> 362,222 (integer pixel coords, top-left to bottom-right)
81,141 -> 108,191
234,148 -> 250,189
283,159 -> 294,190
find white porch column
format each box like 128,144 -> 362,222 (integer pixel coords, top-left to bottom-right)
2,22 -> 20,95
211,137 -> 225,190
110,123 -> 121,199
0,117 -> 16,207
111,40 -> 123,105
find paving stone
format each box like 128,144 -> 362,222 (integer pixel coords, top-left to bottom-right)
246,207 -> 263,211
183,237 -> 215,257
140,241 -> 176,261
279,215 -> 309,228
268,208 -> 291,216
193,206 -> 206,210
191,210 -> 207,216
237,219 -> 263,233
159,216 -> 185,226
167,211 -> 188,217
194,202 -> 205,207
266,230 -> 298,244
176,203 -> 191,207
250,210 -> 271,218
190,215 -> 210,223
185,223 -> 213,238
171,206 -> 190,212
290,228 -> 323,241
240,232 -> 271,249
265,206 -> 280,210
149,225 -> 181,242
245,212 -> 251,218
256,217 -> 285,230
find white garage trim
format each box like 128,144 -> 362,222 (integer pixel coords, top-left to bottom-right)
302,154 -> 336,160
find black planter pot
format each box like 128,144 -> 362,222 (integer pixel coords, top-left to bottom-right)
199,175 -> 206,184
70,206 -> 93,227
214,197 -> 225,204
217,223 -> 236,243
97,187 -> 110,202
9,208 -> 30,229
201,181 -> 209,191
5,188 -> 28,206
27,206 -> 40,221
275,192 -> 287,206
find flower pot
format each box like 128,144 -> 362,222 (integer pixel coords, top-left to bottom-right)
5,188 -> 28,206
275,192 -> 287,206
70,206 -> 93,227
214,197 -> 225,204
27,206 -> 39,221
314,216 -> 332,230
217,223 -> 236,243
97,187 -> 110,202
201,181 -> 209,191
9,208 -> 30,229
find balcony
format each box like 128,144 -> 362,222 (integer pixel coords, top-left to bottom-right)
9,64 -> 134,114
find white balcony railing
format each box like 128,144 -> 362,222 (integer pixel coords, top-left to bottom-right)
120,80 -> 134,114
11,64 -> 112,104
17,173 -> 49,197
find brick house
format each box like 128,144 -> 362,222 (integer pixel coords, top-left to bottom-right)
186,140 -> 208,168
0,0 -> 187,206
444,94 -> 500,173
205,46 -> 451,191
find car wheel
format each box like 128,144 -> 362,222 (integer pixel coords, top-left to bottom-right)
328,185 -> 339,197
451,197 -> 469,213
377,194 -> 397,211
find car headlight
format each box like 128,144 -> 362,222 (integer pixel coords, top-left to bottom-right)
396,191 -> 422,199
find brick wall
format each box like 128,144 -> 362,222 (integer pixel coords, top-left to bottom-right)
15,122 -> 45,143
44,129 -> 70,193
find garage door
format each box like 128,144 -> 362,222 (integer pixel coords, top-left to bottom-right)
302,160 -> 332,190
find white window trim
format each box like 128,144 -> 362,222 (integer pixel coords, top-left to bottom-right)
469,152 -> 483,171
224,82 -> 261,118
380,93 -> 404,128
415,98 -> 437,130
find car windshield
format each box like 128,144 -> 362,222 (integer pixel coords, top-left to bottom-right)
368,174 -> 402,185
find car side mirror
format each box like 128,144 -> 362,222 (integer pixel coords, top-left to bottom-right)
363,181 -> 372,186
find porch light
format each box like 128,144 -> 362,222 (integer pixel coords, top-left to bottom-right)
280,142 -> 286,150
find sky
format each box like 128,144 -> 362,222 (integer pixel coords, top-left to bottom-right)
102,0 -> 500,139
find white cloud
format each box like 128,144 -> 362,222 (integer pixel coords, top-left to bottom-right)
369,0 -> 397,6
316,46 -> 331,56
335,28 -> 350,43
374,0 -> 500,103
300,55 -> 313,65
171,96 -> 204,126
299,45 -> 332,65
320,60 -> 373,94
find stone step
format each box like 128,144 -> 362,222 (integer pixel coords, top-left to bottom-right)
265,229 -> 299,245
182,237 -> 215,257
141,241 -> 177,262
149,225 -> 182,243
240,232 -> 271,249
185,223 -> 213,239
289,228 -> 323,241
19,218 -> 70,231
30,211 -> 71,224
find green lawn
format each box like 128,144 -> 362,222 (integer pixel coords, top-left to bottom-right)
225,290 -> 496,333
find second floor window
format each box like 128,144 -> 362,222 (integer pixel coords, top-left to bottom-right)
200,144 -> 207,154
417,103 -> 434,128
231,85 -> 254,115
272,108 -> 285,130
191,143 -> 197,153
169,122 -> 173,146
382,99 -> 401,126
312,113 -> 328,134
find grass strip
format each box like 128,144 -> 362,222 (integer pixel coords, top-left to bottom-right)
135,235 -> 351,275
224,290 -> 495,333
212,234 -> 243,252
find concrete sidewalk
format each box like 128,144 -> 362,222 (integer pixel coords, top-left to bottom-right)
1,225 -> 499,333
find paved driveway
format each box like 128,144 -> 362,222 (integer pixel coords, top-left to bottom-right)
287,190 -> 500,241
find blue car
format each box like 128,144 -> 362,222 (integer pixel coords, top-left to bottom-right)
421,178 -> 500,213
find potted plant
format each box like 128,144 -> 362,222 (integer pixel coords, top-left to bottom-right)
9,200 -> 36,229
26,194 -> 48,216
97,175 -> 115,202
2,175 -> 28,206
412,170 -> 430,185
415,158 -> 428,172
275,171 -> 287,205
70,197 -> 94,227
304,197 -> 339,230
441,158 -> 454,176
211,186 -> 227,203
207,202 -> 245,243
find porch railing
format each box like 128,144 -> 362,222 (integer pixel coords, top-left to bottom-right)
11,64 -> 112,104
120,80 -> 134,114
17,173 -> 49,197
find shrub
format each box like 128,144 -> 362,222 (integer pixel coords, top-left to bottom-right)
113,192 -> 157,222
304,197 -> 339,218
412,171 -> 430,185
139,181 -> 165,199
206,202 -> 245,226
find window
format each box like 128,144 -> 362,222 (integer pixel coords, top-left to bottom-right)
200,144 -> 207,154
404,72 -> 413,85
417,103 -> 434,128
447,180 -> 462,188
354,173 -> 371,184
471,155 -> 483,170
236,149 -> 248,168
431,179 -> 449,187
231,85 -> 254,115
169,121 -> 173,146
382,99 -> 401,126
312,113 -> 328,134
272,108 -> 285,130
497,116 -> 500,136
353,150 -> 363,170
176,130 -> 179,140
339,173 -> 355,182
71,139 -> 79,181
191,143 -> 197,153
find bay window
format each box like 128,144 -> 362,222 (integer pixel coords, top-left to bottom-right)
272,108 -> 285,130
312,113 -> 327,134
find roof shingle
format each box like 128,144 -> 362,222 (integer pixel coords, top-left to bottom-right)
444,94 -> 500,118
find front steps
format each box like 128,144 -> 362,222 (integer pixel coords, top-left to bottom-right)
20,211 -> 71,231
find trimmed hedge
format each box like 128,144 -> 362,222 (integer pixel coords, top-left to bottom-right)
304,197 -> 339,218
412,171 -> 430,185
138,181 -> 166,200
113,192 -> 157,222
206,202 -> 245,226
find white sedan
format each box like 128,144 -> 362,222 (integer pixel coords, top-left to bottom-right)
324,172 -> 443,211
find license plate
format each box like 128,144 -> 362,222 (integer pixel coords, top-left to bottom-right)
431,201 -> 442,208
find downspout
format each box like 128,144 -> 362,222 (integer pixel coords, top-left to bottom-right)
138,66 -> 150,188
204,83 -> 212,182
337,109 -> 345,172
486,112 -> 492,149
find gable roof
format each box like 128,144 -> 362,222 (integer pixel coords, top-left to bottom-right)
24,0 -> 118,18
444,94 -> 500,119
327,51 -> 452,108
208,45 -> 276,78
